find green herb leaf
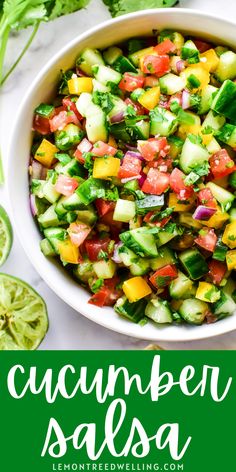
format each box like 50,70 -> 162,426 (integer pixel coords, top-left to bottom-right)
102,0 -> 178,17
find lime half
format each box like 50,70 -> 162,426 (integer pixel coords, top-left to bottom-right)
0,274 -> 48,350
0,205 -> 13,266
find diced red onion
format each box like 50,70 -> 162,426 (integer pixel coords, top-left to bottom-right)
121,175 -> 140,184
182,90 -> 191,110
138,171 -> 147,188
75,67 -> 87,77
110,111 -> 125,123
31,160 -> 43,180
125,150 -> 143,160
176,60 -> 185,73
124,143 -> 139,152
112,242 -> 123,263
77,138 -> 93,153
29,194 -> 37,217
193,205 -> 217,221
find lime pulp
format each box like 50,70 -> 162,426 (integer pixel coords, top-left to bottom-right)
0,205 -> 13,266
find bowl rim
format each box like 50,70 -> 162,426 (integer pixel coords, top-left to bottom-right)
7,7 -> 236,342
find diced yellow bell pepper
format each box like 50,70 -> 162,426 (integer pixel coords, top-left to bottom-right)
204,205 -> 229,229
93,157 -> 120,179
168,193 -> 194,212
58,239 -> 79,264
138,86 -> 160,110
201,49 -> 220,72
35,139 -> 58,167
226,250 -> 236,270
196,282 -> 220,303
180,63 -> 210,91
123,276 -> 152,303
201,132 -> 213,146
222,221 -> 236,248
68,77 -> 93,94
178,123 -> 202,140
108,135 -> 117,148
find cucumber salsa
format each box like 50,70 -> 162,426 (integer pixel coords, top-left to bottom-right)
30,30 -> 236,327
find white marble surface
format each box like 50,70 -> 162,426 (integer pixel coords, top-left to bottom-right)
1,0 -> 236,350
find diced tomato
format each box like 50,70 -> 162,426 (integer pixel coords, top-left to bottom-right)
119,73 -> 145,92
74,137 -> 93,163
138,137 -> 168,161
85,238 -> 111,262
33,114 -> 51,135
95,199 -> 115,217
208,259 -> 227,285
118,154 -> 142,179
194,39 -> 212,53
88,287 -> 110,307
88,277 -> 121,307
142,168 -> 170,195
92,141 -> 117,157
62,96 -> 82,120
149,264 -> 178,288
147,156 -> 173,173
55,175 -> 78,196
198,188 -> 217,208
68,222 -> 91,247
144,75 -> 160,88
195,228 -> 217,252
209,149 -> 236,179
49,109 -> 80,132
125,98 -> 148,115
169,168 -> 194,200
154,39 -> 176,55
100,210 -> 122,230
142,55 -> 170,77
143,211 -> 171,227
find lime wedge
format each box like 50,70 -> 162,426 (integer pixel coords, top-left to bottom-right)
0,274 -> 48,350
0,205 -> 13,266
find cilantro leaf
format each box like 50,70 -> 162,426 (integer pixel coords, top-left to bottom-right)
92,91 -> 114,114
103,0 -> 178,17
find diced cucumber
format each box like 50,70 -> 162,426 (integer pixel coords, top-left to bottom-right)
31,179 -> 45,199
92,64 -> 122,86
229,207 -> 236,222
179,248 -> 209,280
57,158 -> 86,178
159,73 -> 185,95
103,46 -> 122,64
179,298 -> 208,324
76,177 -> 106,205
217,124 -> 236,148
40,238 -> 56,257
86,109 -> 108,143
206,182 -> 234,211
167,135 -> 184,158
215,51 -> 236,82
202,110 -> 225,132
128,46 -> 154,67
113,55 -> 137,73
130,88 -> 145,102
120,227 -> 158,257
149,247 -> 175,271
61,192 -> 86,211
145,298 -> 173,324
65,212 -> 77,224
38,204 -> 63,228
115,296 -> 147,323
107,95 -> 127,123
158,30 -> 184,50
150,107 -> 177,137
110,122 -> 132,143
76,93 -> 93,117
55,124 -> 84,151
213,291 -> 236,318
198,85 -> 218,115
229,172 -> 236,189
77,206 -> 97,226
130,258 -> 150,276
179,212 -> 203,229
93,259 -> 116,279
126,119 -> 150,140
43,178 -> 60,204
92,79 -> 110,93
180,136 -> 209,174
181,39 -> 200,64
76,48 -> 105,76
224,278 -> 236,297
156,227 -> 178,247
213,236 -> 228,261
169,270 -> 194,299
135,195 -> 164,215
74,261 -> 95,283
44,227 -> 67,253
118,246 -> 138,266
113,199 -> 136,223
206,137 -> 221,154
211,79 -> 236,120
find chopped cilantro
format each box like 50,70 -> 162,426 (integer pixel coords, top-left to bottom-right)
98,250 -> 109,261
91,278 -> 104,293
92,91 -> 114,114
190,161 -> 209,176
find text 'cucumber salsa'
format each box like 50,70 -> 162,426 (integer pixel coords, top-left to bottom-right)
30,30 -> 236,327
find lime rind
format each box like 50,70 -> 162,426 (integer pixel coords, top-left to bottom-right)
0,205 -> 13,266
0,273 -> 48,350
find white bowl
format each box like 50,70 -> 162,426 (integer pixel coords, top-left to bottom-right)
8,8 -> 236,342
